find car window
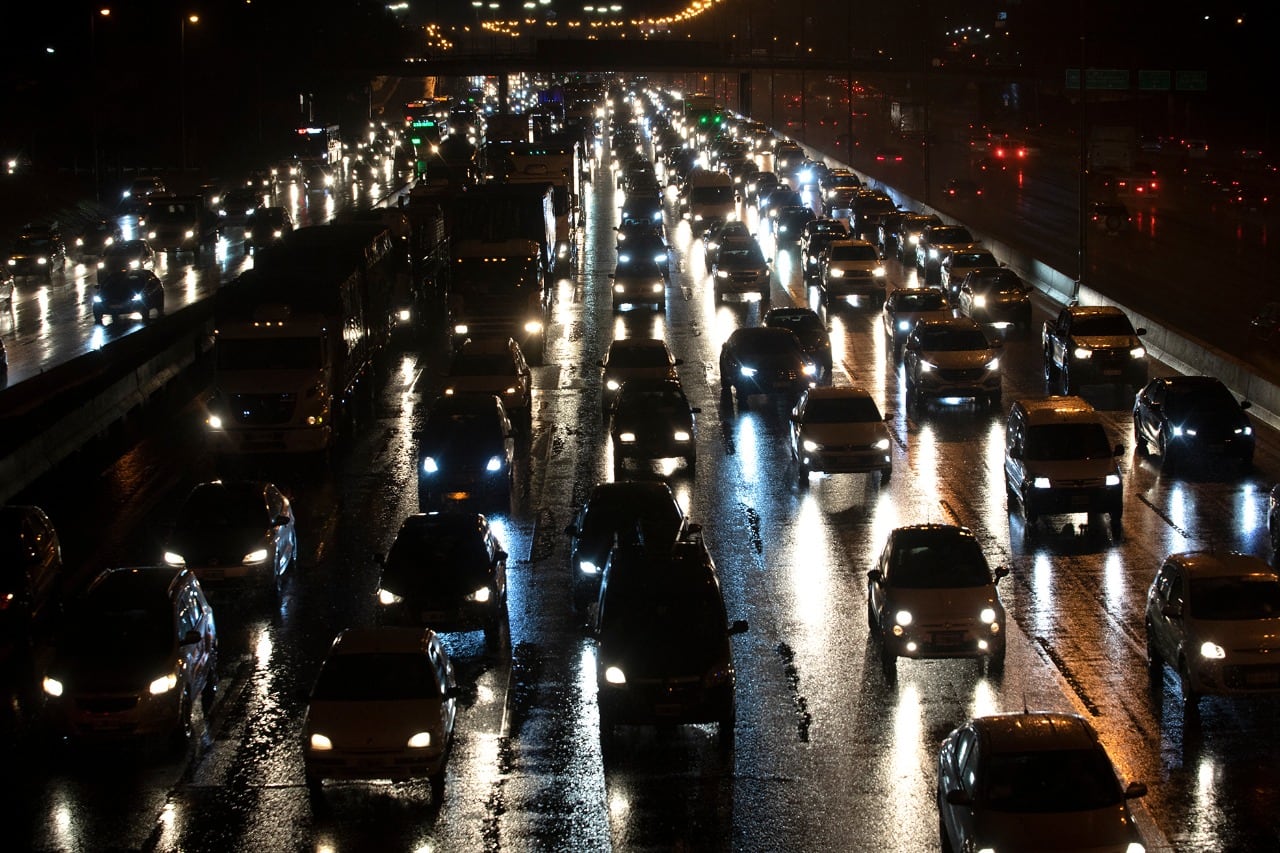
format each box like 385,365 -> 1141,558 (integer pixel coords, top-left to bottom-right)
313,653 -> 441,701
802,396 -> 881,423
829,245 -> 878,261
894,291 -> 947,311
1071,314 -> 1137,336
889,539 -> 991,588
1024,424 -> 1112,461
981,748 -> 1122,812
1190,577 -> 1280,620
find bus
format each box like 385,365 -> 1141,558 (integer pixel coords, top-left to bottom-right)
295,125 -> 343,167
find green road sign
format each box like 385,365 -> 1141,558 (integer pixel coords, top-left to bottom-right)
1138,70 -> 1171,91
1065,69 -> 1130,91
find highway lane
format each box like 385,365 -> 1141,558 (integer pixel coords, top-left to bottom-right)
4,133 -> 1278,850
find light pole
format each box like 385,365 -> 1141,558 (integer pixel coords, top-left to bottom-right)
180,13 -> 199,173
90,7 -> 111,200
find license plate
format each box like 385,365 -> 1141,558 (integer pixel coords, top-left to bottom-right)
1102,368 -> 1121,376
932,631 -> 965,645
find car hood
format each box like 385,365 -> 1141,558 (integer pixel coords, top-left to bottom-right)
1074,335 -> 1141,350
601,633 -> 731,680
215,370 -> 326,394
306,698 -> 446,746
892,309 -> 952,327
884,586 -> 1000,622
167,527 -> 267,562
613,410 -> 694,433
799,421 -> 887,445
971,803 -> 1138,851
919,350 -> 998,369
54,648 -> 173,692
1185,616 -> 1280,651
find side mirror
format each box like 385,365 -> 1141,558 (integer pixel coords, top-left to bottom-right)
728,619 -> 749,635
1113,443 -> 1125,457
564,523 -> 578,536
444,685 -> 464,700
180,630 -> 202,647
945,789 -> 973,807
496,549 -> 509,563
1135,327 -> 1147,336
674,358 -> 684,366
1125,781 -> 1148,800
273,515 -> 291,527
867,568 -> 883,584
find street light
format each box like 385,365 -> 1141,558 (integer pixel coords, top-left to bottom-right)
180,13 -> 199,173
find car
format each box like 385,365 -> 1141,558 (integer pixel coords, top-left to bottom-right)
161,480 -> 298,593
72,219 -> 119,259
1003,396 -> 1125,538
943,178 -> 984,199
955,267 -> 1033,333
790,386 -> 893,484
881,286 -> 952,356
1043,305 -> 1149,395
711,239 -> 771,304
617,231 -> 671,279
598,337 -> 682,412
614,217 -> 667,253
373,512 -> 508,644
772,204 -> 816,244
774,141 -> 806,175
0,505 -> 64,661
937,712 -> 1148,853
798,217 -> 852,280
848,192 -> 899,240
92,269 -> 164,323
0,267 -> 12,310
1145,551 -> 1280,710
608,377 -> 699,473
915,224 -> 975,280
417,393 -> 517,512
611,257 -> 667,312
719,326 -> 817,404
7,227 -> 67,279
304,164 -> 334,193
890,212 -> 943,262
245,169 -> 277,193
939,247 -> 999,299
819,169 -> 862,213
1132,376 -> 1255,471
758,185 -> 801,220
443,336 -> 533,426
867,524 -> 1006,678
819,238 -> 886,309
594,530 -> 747,750
244,206 -> 294,249
1089,201 -> 1132,234
903,316 -> 1003,410
620,191 -> 663,226
123,175 -> 166,202
873,147 -> 905,164
303,627 -> 459,799
564,481 -> 689,611
764,306 -> 833,376
746,170 -> 779,204
701,219 -> 752,271
217,187 -> 260,225
97,239 -> 156,277
42,566 -> 218,745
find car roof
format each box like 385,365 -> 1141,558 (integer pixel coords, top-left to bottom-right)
587,480 -> 679,505
913,316 -> 985,333
730,326 -> 799,343
1067,305 -> 1127,319
1166,551 -> 1279,581
1013,396 -> 1099,424
329,626 -> 438,657
805,385 -> 875,402
972,712 -> 1101,753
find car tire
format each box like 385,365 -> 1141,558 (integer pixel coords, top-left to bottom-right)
879,645 -> 897,682
201,652 -> 219,713
987,646 -> 1006,676
1159,433 -> 1177,473
1145,624 -> 1164,681
429,769 -> 446,801
797,462 -> 809,486
1133,420 -> 1150,457
170,689 -> 194,752
988,392 -> 1002,411
880,466 -> 892,486
1179,657 -> 1201,712
684,452 -> 697,472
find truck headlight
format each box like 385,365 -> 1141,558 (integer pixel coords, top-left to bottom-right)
873,438 -> 890,451
894,610 -> 913,627
243,549 -> 269,565
1033,476 -> 1052,489
1105,473 -> 1121,486
980,607 -> 997,624
163,552 -> 186,567
828,268 -> 844,278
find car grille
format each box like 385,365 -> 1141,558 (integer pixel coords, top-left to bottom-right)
1056,477 -> 1109,489
77,696 -> 139,713
936,367 -> 987,381
822,442 -> 881,452
1223,663 -> 1280,689
230,393 -> 297,425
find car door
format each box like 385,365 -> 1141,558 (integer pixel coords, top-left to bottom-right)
1136,380 -> 1165,447
1150,561 -> 1185,664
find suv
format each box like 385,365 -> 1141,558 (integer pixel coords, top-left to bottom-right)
594,532 -> 747,749
7,226 -> 67,279
608,377 -> 699,473
939,247 -> 999,300
799,217 -> 851,281
42,566 -> 218,744
417,393 -> 517,511
790,386 -> 893,485
711,239 -> 771,304
916,224 -> 975,282
903,316 -> 1003,410
1003,397 -> 1125,538
819,238 -> 886,309
955,267 -> 1033,333
564,482 -> 689,611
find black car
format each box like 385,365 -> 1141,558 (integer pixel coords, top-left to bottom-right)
820,169 -> 862,214
943,178 -> 983,199
0,505 -> 64,662
746,171 -> 779,203
416,394 -> 517,511
73,219 -> 119,259
954,267 -> 1033,333
799,217 -> 852,280
1133,376 -> 1255,471
764,306 -> 833,375
97,239 -> 156,277
218,187 -> 261,225
773,205 -> 816,244
719,326 -> 817,404
7,229 -> 67,279
616,232 -> 670,279
92,269 -> 164,323
759,186 -> 801,220
609,378 -> 699,473
620,192 -> 663,226
891,212 -> 943,262
563,482 -> 689,611
373,512 -> 508,644
594,532 -> 747,749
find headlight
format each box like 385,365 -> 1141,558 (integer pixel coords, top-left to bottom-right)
908,235 -> 920,245
147,231 -> 157,240
928,248 -> 939,259
802,439 -> 819,452
92,294 -> 103,304
42,676 -> 63,697
1125,844 -> 1147,853
604,665 -> 627,685
485,456 -> 503,472
894,610 -> 913,627
1200,641 -> 1226,660
149,673 -> 178,695
1033,476 -> 1052,489
651,283 -> 663,293
618,431 -> 637,443
1105,473 -> 1121,486
972,295 -> 987,307
37,257 -> 47,265
673,429 -> 691,442
468,586 -> 492,603
654,253 -> 667,264
184,230 -> 195,240
1171,426 -> 1183,437
614,283 -> 625,294
378,588 -> 403,605
579,560 -> 600,575
422,456 -> 439,474
716,269 -> 729,278
524,320 -> 543,334
828,268 -> 844,278
919,361 -> 935,372
309,733 -> 333,751
898,320 -> 910,331
163,551 -> 186,567
243,549 -> 269,565
873,438 -> 890,451
453,323 -> 469,335
986,357 -> 1000,370
1130,346 -> 1146,358
872,267 -> 885,277
740,366 -> 757,378
980,607 -> 997,624
1073,346 -> 1093,359
1238,426 -> 1253,436
132,293 -> 144,302
801,364 -> 817,376
207,415 -> 223,430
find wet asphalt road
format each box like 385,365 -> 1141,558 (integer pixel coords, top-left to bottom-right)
3,136 -> 1280,852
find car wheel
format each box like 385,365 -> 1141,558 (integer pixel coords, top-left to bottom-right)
1179,657 -> 1201,712
988,392 -> 1002,411
986,646 -> 1006,676
1109,512 -> 1123,540
684,452 -> 696,472
1159,433 -> 1177,473
1145,624 -> 1164,681
879,645 -> 897,682
429,768 -> 446,801
201,652 -> 219,713
170,689 -> 194,751
1133,419 -> 1150,457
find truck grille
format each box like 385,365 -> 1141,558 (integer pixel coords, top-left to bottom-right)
230,393 -> 297,425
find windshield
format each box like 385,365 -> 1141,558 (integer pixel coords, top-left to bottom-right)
421,413 -> 503,447
608,344 -> 670,368
981,749 -> 1122,812
830,244 -> 878,261
64,604 -> 172,659
176,485 -> 267,531
1190,577 -> 1280,620
1163,385 -> 1238,417
972,271 -> 1023,294
930,227 -> 973,243
1072,315 -> 1137,336
894,291 -> 948,311
453,258 -> 538,291
736,331 -> 799,355
312,653 -> 440,701
951,253 -> 996,267
915,327 -> 991,351
690,186 -> 734,204
721,247 -> 765,265
769,314 -> 822,334
1024,424 -> 1113,461
803,395 -> 881,424
452,354 -> 517,376
889,536 -> 991,588
616,387 -> 688,415
217,337 -> 322,371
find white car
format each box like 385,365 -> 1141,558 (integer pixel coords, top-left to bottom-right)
819,238 -> 886,309
303,627 -> 459,800
880,286 -> 952,355
903,316 -> 1003,410
939,245 -> 998,298
938,712 -> 1148,853
443,336 -> 533,425
790,386 -> 892,485
1145,550 -> 1280,709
